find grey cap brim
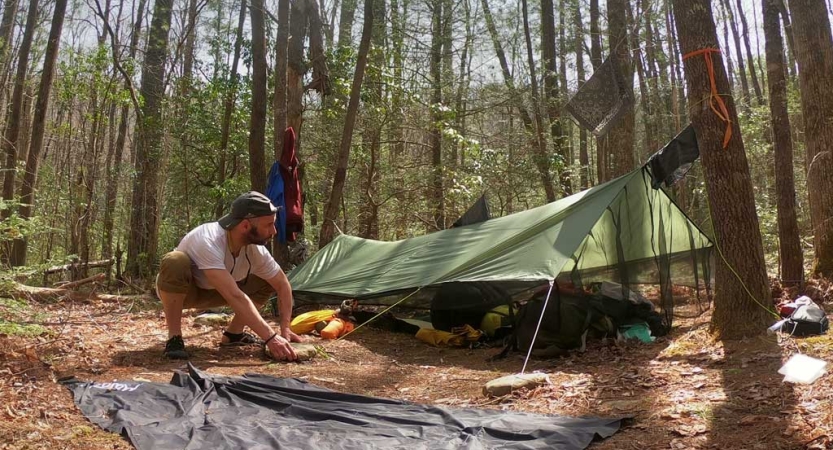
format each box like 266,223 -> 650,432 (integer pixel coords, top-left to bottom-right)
218,214 -> 242,230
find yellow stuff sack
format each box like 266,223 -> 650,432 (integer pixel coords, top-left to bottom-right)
290,310 -> 336,335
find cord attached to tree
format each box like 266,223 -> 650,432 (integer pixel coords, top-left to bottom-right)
682,48 -> 732,149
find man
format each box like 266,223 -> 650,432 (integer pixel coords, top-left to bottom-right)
155,191 -> 302,360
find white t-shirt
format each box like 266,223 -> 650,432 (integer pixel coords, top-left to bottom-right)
176,222 -> 281,290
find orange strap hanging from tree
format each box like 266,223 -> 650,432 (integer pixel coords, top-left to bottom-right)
682,47 -> 732,149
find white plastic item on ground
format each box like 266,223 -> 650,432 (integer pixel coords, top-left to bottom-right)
778,354 -> 828,384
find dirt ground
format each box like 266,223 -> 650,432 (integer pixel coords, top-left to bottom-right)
2,292 -> 833,450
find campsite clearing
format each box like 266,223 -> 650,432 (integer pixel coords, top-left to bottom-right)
1,295 -> 832,449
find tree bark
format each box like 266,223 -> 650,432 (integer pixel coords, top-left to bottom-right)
104,0 -> 147,259
672,0 -> 772,338
541,0 -> 571,196
1,0 -> 37,232
590,0 -> 607,183
776,0 -> 798,78
318,0 -> 374,248
216,0 -> 247,218
574,0 -> 589,188
735,0 -> 765,105
10,0 -> 67,266
763,0 -> 803,286
628,1 -> 656,159
0,0 -> 19,110
719,0 -> 752,105
603,0 -> 634,179
788,0 -> 833,277
126,0 -> 174,279
337,0 -> 356,47
429,0 -> 445,229
248,0 -> 268,193
287,0 -> 308,134
481,0 -> 555,201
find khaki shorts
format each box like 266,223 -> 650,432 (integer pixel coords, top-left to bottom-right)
155,251 -> 273,309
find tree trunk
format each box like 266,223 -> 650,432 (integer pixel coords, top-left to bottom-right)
763,0 -> 803,286
104,0 -> 147,259
673,0 -> 772,338
274,0 -> 289,156
318,0 -> 373,248
248,0 -> 268,193
788,0 -> 833,277
720,0 -> 752,105
574,0 -> 589,188
590,0 -> 607,183
481,0 -> 555,201
604,0 -> 634,179
216,0 -> 247,219
719,0 -> 736,93
11,0 -> 66,266
287,0 -> 308,134
126,0 -> 174,279
735,0 -> 765,105
629,1 -> 655,159
429,0 -> 445,229
0,0 -> 19,110
306,0 -> 330,96
541,0 -> 570,196
1,0 -> 37,233
776,0 -> 798,78
337,0 -> 356,47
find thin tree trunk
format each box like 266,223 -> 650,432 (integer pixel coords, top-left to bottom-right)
788,0 -> 833,277
629,1 -> 655,158
673,0 -> 772,338
1,0 -> 36,232
318,0 -> 373,248
763,0 -> 803,286
216,0 -> 247,218
481,0 -> 556,202
735,0 -> 764,105
720,0 -> 752,105
590,0 -> 607,183
720,0 -> 736,93
558,0 -> 572,189
126,0 -> 174,279
777,0 -> 798,78
337,0 -> 356,47
429,0 -> 445,228
541,0 -> 569,197
0,0 -> 19,112
248,0 -> 268,192
574,0 -> 589,188
104,0 -> 146,260
11,0 -> 66,266
287,0 -> 308,134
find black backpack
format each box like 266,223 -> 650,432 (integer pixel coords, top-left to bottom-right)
781,303 -> 829,337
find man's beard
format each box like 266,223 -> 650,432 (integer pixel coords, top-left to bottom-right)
247,227 -> 269,246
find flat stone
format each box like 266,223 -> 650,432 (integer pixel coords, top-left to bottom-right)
193,313 -> 232,326
483,373 -> 550,397
265,342 -> 318,362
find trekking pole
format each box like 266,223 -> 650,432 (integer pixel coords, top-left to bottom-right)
521,279 -> 555,374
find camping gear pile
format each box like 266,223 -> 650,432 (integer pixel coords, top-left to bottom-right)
288,166 -> 714,355
772,296 -> 829,337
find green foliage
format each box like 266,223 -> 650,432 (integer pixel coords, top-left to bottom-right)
0,297 -> 50,337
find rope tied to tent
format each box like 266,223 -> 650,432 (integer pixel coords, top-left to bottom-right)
682,48 -> 731,149
521,279 -> 556,375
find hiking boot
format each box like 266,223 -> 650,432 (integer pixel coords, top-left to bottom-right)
164,335 -> 189,359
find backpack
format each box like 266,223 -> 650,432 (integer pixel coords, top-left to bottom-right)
780,301 -> 829,337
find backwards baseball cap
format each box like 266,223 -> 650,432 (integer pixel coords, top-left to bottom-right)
218,191 -> 279,230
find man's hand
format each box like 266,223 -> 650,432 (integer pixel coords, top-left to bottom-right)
283,328 -> 304,343
266,334 -> 298,361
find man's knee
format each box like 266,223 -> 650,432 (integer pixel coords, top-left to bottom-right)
244,276 -> 273,306
156,251 -> 193,295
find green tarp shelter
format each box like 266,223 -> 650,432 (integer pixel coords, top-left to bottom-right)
289,167 -> 713,324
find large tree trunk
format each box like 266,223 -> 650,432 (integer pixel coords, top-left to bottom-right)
788,0 -> 833,277
11,0 -> 67,266
603,0 -> 634,179
318,0 -> 374,248
1,0 -> 37,234
574,0 -> 589,188
541,0 -> 570,196
248,0 -> 268,192
734,0 -> 764,106
763,0 -> 803,287
271,0 -> 290,266
215,0 -> 247,218
287,0 -> 308,134
103,0 -> 147,260
337,0 -> 356,47
126,0 -> 174,279
672,0 -> 772,338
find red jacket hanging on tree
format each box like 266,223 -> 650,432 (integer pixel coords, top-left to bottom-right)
280,127 -> 303,241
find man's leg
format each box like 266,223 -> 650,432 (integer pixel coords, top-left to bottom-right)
156,251 -> 196,359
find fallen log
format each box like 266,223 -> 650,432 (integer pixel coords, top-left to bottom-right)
4,282 -> 155,304
54,273 -> 106,289
44,259 -> 113,275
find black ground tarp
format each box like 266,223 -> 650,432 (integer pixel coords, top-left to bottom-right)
62,364 -> 626,450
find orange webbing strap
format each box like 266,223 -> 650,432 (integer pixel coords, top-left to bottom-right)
682,47 -> 732,149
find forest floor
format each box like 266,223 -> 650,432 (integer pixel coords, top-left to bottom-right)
2,286 -> 833,450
